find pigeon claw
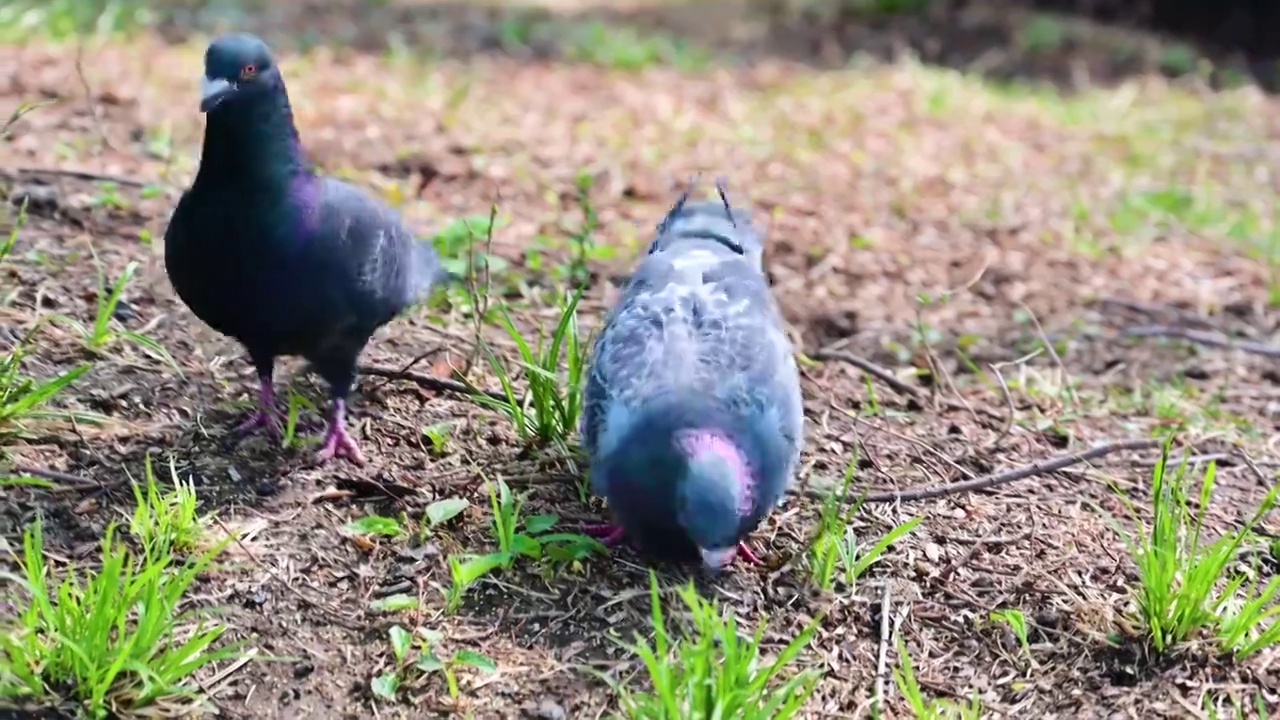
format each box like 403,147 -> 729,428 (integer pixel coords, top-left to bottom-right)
735,541 -> 764,566
584,524 -> 627,547
235,408 -> 283,438
236,377 -> 283,438
316,423 -> 367,466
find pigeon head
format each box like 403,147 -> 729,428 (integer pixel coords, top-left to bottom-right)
649,178 -> 764,270
673,429 -> 751,573
201,33 -> 278,114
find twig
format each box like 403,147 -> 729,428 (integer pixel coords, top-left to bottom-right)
74,42 -> 112,154
914,304 -> 976,420
366,345 -> 444,393
1020,302 -> 1079,411
981,351 -> 1037,451
0,167 -> 149,188
6,464 -> 124,493
1238,448 -> 1273,488
202,647 -> 260,696
1098,297 -> 1225,332
1121,324 -> 1280,359
358,364 -> 508,402
462,198 -> 500,376
810,347 -> 921,400
937,519 -> 1035,582
806,438 -> 1162,504
874,582 -> 892,717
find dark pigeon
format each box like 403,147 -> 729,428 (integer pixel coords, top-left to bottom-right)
163,33 -> 442,465
579,179 -> 805,573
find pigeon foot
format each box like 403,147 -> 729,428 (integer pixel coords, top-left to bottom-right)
315,399 -> 366,466
316,423 -> 366,465
735,541 -> 764,566
235,378 -> 282,437
236,409 -> 283,437
584,524 -> 627,547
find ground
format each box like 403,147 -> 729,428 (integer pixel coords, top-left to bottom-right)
2,1 -> 1280,719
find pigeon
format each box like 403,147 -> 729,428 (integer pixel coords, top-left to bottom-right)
163,33 -> 442,466
579,179 -> 805,573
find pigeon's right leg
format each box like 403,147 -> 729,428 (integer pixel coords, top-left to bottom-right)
236,353 -> 282,437
584,524 -> 627,547
312,353 -> 367,467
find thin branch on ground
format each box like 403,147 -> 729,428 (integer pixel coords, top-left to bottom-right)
937,519 -> 1035,582
6,464 -> 114,493
462,197 -> 500,376
874,581 -> 892,717
358,364 -> 508,402
1020,302 -> 1080,411
804,438 -> 1162,504
74,42 -> 112,154
365,345 -> 444,393
915,304 -> 977,421
1121,324 -> 1280,359
810,346 -> 921,400
1237,447 -> 1273,488
0,167 -> 150,188
1098,297 -> 1236,334
980,350 -> 1039,452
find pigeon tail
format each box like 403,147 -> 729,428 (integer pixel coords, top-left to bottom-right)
404,239 -> 449,303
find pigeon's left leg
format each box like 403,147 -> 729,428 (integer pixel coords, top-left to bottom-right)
236,352 -> 282,437
584,524 -> 627,547
312,354 -> 367,466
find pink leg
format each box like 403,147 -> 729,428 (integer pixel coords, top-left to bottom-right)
583,524 -> 627,547
735,541 -> 764,566
235,376 -> 282,437
315,399 -> 367,466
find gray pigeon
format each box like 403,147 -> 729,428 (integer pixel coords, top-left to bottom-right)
580,179 -> 805,573
163,33 -> 442,465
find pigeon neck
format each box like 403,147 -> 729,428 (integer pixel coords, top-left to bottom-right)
195,83 -> 310,190
675,429 -> 754,517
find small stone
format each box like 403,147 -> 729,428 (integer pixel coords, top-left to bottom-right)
923,542 -> 942,562
531,699 -> 566,720
9,183 -> 59,213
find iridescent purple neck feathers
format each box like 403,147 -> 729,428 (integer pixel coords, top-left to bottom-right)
675,429 -> 754,517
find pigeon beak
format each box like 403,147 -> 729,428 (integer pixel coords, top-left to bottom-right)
699,546 -> 737,574
199,76 -> 236,113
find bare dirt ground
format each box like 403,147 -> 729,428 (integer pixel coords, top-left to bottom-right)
3,1 -> 1280,718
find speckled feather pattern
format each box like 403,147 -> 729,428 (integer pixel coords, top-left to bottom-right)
581,197 -> 804,542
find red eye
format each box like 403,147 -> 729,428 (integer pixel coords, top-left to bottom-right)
240,64 -> 257,80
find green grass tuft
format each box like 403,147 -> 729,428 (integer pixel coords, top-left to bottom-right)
599,571 -> 823,719
1103,437 -> 1280,657
0,516 -> 242,717
468,288 -> 589,453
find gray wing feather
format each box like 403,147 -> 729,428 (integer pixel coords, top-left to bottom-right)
318,178 -> 441,312
583,240 -> 803,491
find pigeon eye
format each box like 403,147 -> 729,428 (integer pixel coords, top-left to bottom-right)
240,64 -> 257,81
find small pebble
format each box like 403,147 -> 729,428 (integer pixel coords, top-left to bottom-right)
9,183 -> 59,213
923,541 -> 942,562
531,699 -> 566,720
